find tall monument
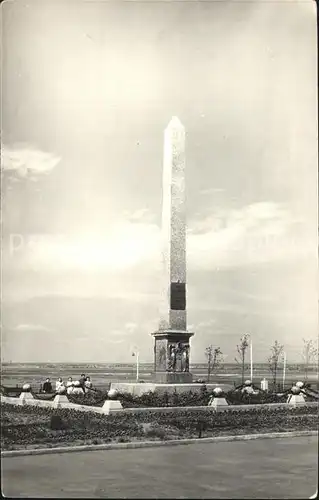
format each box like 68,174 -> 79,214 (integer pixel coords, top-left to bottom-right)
152,117 -> 194,383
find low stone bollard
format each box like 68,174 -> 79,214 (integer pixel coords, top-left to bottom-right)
53,394 -> 70,409
208,387 -> 229,409
209,397 -> 229,409
102,400 -> 123,415
287,394 -> 306,405
287,386 -> 306,405
19,391 -> 34,405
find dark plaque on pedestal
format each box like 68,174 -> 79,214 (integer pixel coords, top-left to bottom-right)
170,282 -> 186,310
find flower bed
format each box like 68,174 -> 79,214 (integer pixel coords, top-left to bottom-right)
117,387 -> 315,408
225,391 -> 289,405
67,390 -> 108,407
1,401 -> 317,451
118,389 -> 208,408
62,387 -> 318,409
1,403 -> 144,450
4,384 -> 317,410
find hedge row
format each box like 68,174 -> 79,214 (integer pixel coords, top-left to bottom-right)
1,403 -> 144,448
116,387 -> 314,408
2,402 -> 318,428
67,391 -> 108,407
1,402 -> 317,449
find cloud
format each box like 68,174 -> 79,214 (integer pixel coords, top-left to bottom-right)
12,323 -> 53,333
107,323 -> 139,342
1,144 -> 61,178
189,202 -> 291,235
110,325 -> 136,337
124,322 -> 138,333
124,208 -> 156,224
188,201 -> 314,269
5,221 -> 160,272
4,201 -> 315,273
197,319 -> 217,329
109,330 -> 123,337
199,187 -> 225,195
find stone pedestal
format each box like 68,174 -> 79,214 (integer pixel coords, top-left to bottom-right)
287,394 -> 306,405
53,394 -> 69,408
208,397 -> 229,409
154,371 -> 193,384
19,392 -> 34,404
152,329 -> 194,384
102,400 -> 123,415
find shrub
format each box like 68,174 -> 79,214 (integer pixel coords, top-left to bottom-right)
67,390 -> 108,407
118,388 -> 211,408
50,415 -> 65,430
144,425 -> 167,440
117,386 -> 295,408
117,436 -> 130,443
225,390 -> 287,405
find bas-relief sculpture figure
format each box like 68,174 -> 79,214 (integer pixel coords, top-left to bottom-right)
168,343 -> 190,372
155,340 -> 190,373
154,339 -> 167,372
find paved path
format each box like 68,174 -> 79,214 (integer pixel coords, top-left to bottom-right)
2,436 -> 318,498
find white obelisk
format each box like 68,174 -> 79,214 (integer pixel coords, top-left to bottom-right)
159,116 -> 187,331
152,117 -> 193,384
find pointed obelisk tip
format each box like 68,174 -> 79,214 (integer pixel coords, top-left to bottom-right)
167,116 -> 184,129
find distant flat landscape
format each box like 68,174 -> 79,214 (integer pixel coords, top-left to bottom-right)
1,363 -> 317,390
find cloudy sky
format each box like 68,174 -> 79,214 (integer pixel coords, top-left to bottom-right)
1,0 -> 317,363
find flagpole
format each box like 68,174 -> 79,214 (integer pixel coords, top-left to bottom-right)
250,340 -> 253,382
132,347 -> 140,382
246,333 -> 253,382
136,351 -> 139,382
282,352 -> 286,391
